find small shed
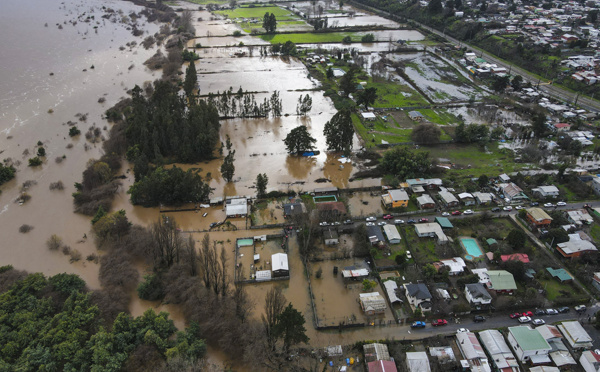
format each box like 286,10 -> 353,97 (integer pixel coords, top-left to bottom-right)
486,238 -> 498,248
383,224 -> 401,244
271,253 -> 289,277
546,267 -> 573,282
435,217 -> 453,229
323,229 -> 339,245
255,270 -> 272,281
359,292 -> 387,315
361,112 -> 376,121
408,111 -> 424,121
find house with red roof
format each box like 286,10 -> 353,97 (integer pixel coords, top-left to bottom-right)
501,253 -> 530,264
368,360 -> 398,372
553,123 -> 571,132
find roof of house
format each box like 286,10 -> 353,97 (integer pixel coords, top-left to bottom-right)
388,189 -> 409,201
359,292 -> 387,312
367,225 -> 385,243
499,183 -> 526,198
529,367 -> 559,372
408,111 -> 423,118
316,201 -> 347,214
486,238 -> 498,246
383,280 -> 402,304
508,326 -> 552,351
404,283 -> 432,300
405,352 -> 430,372
501,253 -> 530,263
546,267 -> 572,281
439,190 -> 458,204
435,217 -> 453,229
536,325 -> 562,341
314,187 -> 338,193
526,208 -> 553,222
363,343 -> 391,362
473,192 -> 493,202
487,270 -> 517,291
558,321 -> 593,344
554,123 -> 571,128
456,331 -> 486,361
416,194 -> 435,205
226,199 -> 248,216
271,253 -> 289,272
368,360 -> 398,372
283,202 -> 306,216
440,257 -> 466,274
458,192 -> 474,199
465,283 -> 492,301
550,350 -> 576,367
556,239 -> 597,255
567,210 -> 593,224
479,330 -> 518,370
323,229 -> 339,240
581,350 -> 600,365
383,225 -> 401,242
535,185 -> 559,193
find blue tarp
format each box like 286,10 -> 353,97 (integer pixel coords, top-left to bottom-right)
302,151 -> 315,156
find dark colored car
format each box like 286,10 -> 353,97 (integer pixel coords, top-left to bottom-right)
473,315 -> 486,322
209,222 -> 217,228
491,207 -> 500,212
407,219 -> 416,224
558,306 -> 570,313
534,309 -> 546,316
530,202 -> 539,206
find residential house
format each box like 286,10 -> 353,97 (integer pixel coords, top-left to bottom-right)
439,190 -> 459,207
507,326 -> 552,363
404,283 -> 432,312
455,331 -> 492,372
501,253 -> 530,263
416,194 -> 436,209
316,201 -> 347,219
283,202 -> 306,219
558,321 -> 594,349
341,267 -> 369,282
368,360 -> 398,372
487,270 -> 517,294
473,192 -> 493,205
381,189 -> 409,208
592,178 -> 600,196
532,185 -> 560,198
383,225 -> 401,244
363,343 -> 391,362
580,350 -> 600,372
271,253 -> 289,277
361,112 -> 376,121
536,324 -> 576,367
383,280 -> 402,304
556,239 -> 598,258
225,198 -> 248,217
323,229 -> 339,245
593,272 -> 600,292
567,209 -> 593,226
367,225 -> 385,245
479,330 -> 520,372
553,123 -> 571,132
359,292 -> 387,315
408,111 -> 424,121
435,217 -> 453,229
414,223 -> 448,243
525,208 -> 553,228
497,183 -> 529,203
499,174 -> 511,183
546,267 -> 573,282
406,178 -> 442,191
438,257 -> 466,276
458,192 -> 476,206
465,283 -> 492,307
405,352 -> 430,372
313,187 -> 338,195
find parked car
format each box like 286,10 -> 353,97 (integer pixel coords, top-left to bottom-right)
441,212 -> 450,217
463,209 -> 474,215
534,309 -> 546,316
557,201 -> 567,206
574,305 -> 587,313
518,316 -> 531,323
452,210 -> 462,215
407,219 -> 416,224
377,221 -> 387,226
530,202 -> 539,206
405,251 -> 412,259
344,220 -> 353,225
209,222 -> 218,228
503,206 -> 513,211
419,218 -> 429,223
319,222 -> 329,226
394,219 -> 405,225
509,312 -> 521,319
333,221 -> 341,226
366,222 -> 375,226
383,214 -> 393,220
558,306 -> 570,313
492,207 -> 501,212
456,328 -> 470,333
366,216 -> 377,222
411,321 -> 426,328
545,308 -> 558,315
473,315 -> 486,323
522,311 -> 533,317
515,205 -> 524,210
431,319 -> 448,326
532,319 -> 546,326
544,203 -> 555,208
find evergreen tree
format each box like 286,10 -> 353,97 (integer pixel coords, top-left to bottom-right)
339,67 -> 357,97
221,150 -> 236,183
283,126 -> 316,154
428,0 -> 443,13
255,173 -> 269,198
323,109 -> 354,154
356,87 -> 377,109
183,60 -> 198,98
272,304 -> 309,354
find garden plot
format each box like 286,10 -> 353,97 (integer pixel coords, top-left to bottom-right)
392,54 -> 483,103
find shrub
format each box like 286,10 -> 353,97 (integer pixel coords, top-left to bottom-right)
19,224 -> 33,233
137,274 -> 164,301
28,157 -> 42,166
315,267 -> 323,279
342,36 -> 352,44
47,235 -> 62,251
69,127 -> 81,137
69,249 -> 82,263
361,33 -> 374,42
37,147 -> 46,157
232,30 -> 242,36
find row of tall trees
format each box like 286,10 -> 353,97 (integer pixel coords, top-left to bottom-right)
283,109 -> 355,155
205,88 -> 283,118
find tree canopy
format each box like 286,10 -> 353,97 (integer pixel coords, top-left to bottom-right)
272,304 -> 309,354
379,146 -> 433,180
411,123 -> 441,144
323,109 -> 355,154
283,126 -> 316,154
263,12 -> 277,33
0,163 -> 16,186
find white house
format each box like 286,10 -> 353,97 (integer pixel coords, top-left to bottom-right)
458,192 -> 476,206
532,185 -> 560,198
404,283 -> 432,312
580,350 -> 600,372
456,331 -> 492,372
406,352 -> 430,372
558,321 -> 593,349
439,257 -> 466,275
359,292 -> 387,315
473,192 -> 493,205
567,210 -> 593,225
271,253 -> 289,277
383,224 -> 401,244
507,326 -> 552,363
465,283 -> 492,306
226,198 -> 248,217
439,190 -> 459,207
414,223 -> 448,243
323,229 -> 339,245
479,330 -> 519,372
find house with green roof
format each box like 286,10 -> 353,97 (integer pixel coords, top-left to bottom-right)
507,326 -> 552,363
487,270 -> 517,294
546,267 -> 573,283
435,217 -> 453,229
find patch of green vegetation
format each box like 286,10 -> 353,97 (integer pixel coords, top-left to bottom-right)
186,0 -> 228,4
352,114 -> 413,148
259,32 -> 360,44
367,77 -> 429,107
419,108 -> 460,125
215,6 -> 292,19
538,279 -> 574,301
404,227 -> 438,262
589,223 -> 600,242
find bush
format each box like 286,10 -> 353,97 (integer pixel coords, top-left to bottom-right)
28,157 -> 42,166
19,224 -> 33,233
0,164 -> 16,185
232,30 -> 242,36
315,267 -> 323,279
69,250 -> 82,263
361,33 -> 375,42
342,36 -> 352,44
47,234 -> 62,251
69,127 -> 81,137
137,274 -> 165,301
37,147 -> 46,157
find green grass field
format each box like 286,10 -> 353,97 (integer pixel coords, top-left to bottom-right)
418,108 -> 460,125
186,0 -> 228,4
215,6 -> 293,19
259,32 -> 361,44
368,78 -> 429,108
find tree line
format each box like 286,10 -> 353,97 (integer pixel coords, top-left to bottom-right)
205,87 -> 283,118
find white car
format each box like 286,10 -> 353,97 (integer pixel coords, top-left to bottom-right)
366,216 -> 377,222
441,212 -> 450,217
544,203 -> 555,208
394,219 -> 405,225
515,205 -> 524,210
377,221 -> 387,226
463,209 -> 474,215
518,316 -> 531,323
557,201 -> 567,206
532,319 -> 545,326
503,206 -> 512,211
545,308 -> 558,315
456,328 -> 470,333
405,250 -> 412,259
319,222 -> 329,226
366,222 -> 375,226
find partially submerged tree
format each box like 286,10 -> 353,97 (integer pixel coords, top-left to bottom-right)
323,109 -> 354,154
262,287 -> 286,351
411,123 -> 441,144
283,125 -> 316,154
273,304 -> 309,354
255,173 -> 269,198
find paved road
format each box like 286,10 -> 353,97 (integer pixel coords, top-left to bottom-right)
416,23 -> 600,113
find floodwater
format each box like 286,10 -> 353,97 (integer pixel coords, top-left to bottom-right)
0,0 -> 159,286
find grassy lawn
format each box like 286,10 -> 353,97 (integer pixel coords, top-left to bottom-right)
186,0 -> 228,4
215,6 -> 292,19
538,279 -> 576,301
368,77 -> 429,108
590,223 -> 600,242
404,227 -> 438,262
418,108 -> 460,125
259,32 -> 361,44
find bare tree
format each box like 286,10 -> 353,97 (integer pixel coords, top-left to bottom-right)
198,234 -> 212,289
151,215 -> 183,269
233,284 -> 254,323
178,10 -> 196,35
220,245 -> 228,296
183,235 -> 198,277
262,287 -> 286,351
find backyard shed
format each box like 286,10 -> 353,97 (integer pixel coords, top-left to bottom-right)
383,224 -> 401,244
435,217 -> 453,229
323,229 -> 339,245
359,292 -> 387,315
226,198 -> 248,217
271,253 -> 289,277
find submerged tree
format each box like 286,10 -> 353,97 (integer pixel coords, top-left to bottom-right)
272,304 -> 309,354
255,173 -> 269,198
183,60 -> 197,98
283,125 -> 316,154
323,109 -> 354,154
296,94 -> 312,116
221,149 -> 236,182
